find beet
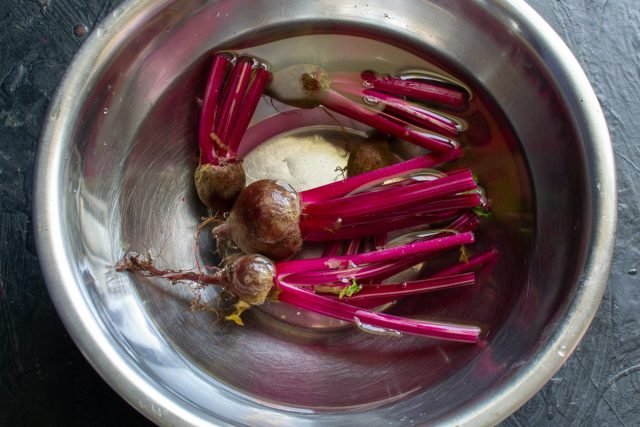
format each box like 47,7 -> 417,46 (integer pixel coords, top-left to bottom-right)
213,180 -> 303,261
346,134 -> 400,177
222,254 -> 276,305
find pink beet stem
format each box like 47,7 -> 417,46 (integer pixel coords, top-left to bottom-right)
331,81 -> 460,137
302,169 -> 477,220
447,210 -> 482,232
226,65 -> 272,157
276,232 -> 474,276
281,254 -> 428,285
361,71 -> 468,107
199,53 -> 232,164
300,151 -> 462,204
291,249 -> 446,287
303,209 -> 465,239
432,248 -> 500,278
321,89 -> 458,153
367,89 -> 460,137
344,238 -> 362,255
301,193 -> 483,241
353,215 -> 482,283
302,214 -> 451,242
355,309 -> 479,342
214,56 -> 254,148
276,282 -> 480,342
324,272 -> 475,301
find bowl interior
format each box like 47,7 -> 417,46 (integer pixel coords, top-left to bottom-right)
41,0 -> 602,425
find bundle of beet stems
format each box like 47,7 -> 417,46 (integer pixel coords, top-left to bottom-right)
118,52 -> 498,343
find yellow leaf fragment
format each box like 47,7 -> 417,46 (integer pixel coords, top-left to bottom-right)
225,300 -> 251,326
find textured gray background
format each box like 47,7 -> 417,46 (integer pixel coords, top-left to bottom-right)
0,0 -> 638,425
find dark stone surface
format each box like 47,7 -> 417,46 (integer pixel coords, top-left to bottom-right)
0,0 -> 637,425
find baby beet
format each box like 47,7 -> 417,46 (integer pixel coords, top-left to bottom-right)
223,254 -> 276,305
346,134 -> 399,177
213,179 -> 303,261
210,154 -> 484,262
194,161 -> 246,213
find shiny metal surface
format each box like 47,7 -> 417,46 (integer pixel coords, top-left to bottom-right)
33,0 -> 615,425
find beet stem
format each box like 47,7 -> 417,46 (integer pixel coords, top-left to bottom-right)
282,255 -> 426,285
214,56 -> 255,148
300,152 -> 462,204
331,80 -> 461,137
199,53 -> 232,164
361,71 -> 468,108
301,194 -> 482,241
302,169 -> 477,220
276,232 -> 474,276
321,89 -> 458,153
432,248 -> 500,278
276,282 -> 480,342
374,234 -> 388,250
325,272 -> 475,301
322,240 -> 344,257
226,64 -> 272,157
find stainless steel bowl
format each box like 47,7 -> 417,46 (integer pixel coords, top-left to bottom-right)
34,0 -> 616,425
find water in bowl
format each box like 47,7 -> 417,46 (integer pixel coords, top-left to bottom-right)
121,33 -> 534,410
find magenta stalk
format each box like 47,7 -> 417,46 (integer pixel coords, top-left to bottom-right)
361,70 -> 469,108
198,53 -> 232,164
300,150 -> 462,204
277,282 -> 480,342
321,89 -> 459,154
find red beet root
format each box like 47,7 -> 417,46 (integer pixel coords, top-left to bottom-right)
346,133 -> 400,177
213,180 -> 303,261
